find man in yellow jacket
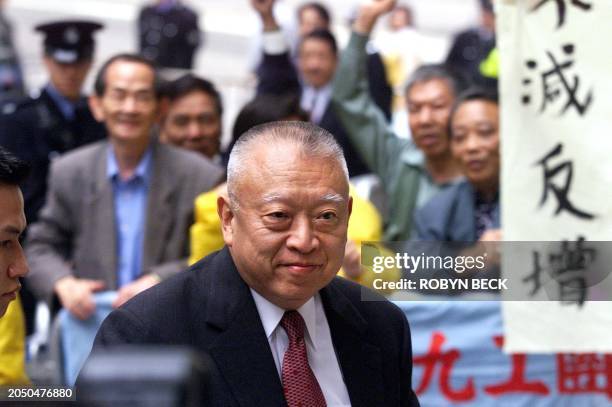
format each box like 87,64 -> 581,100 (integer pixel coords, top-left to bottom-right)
0,146 -> 30,384
0,298 -> 29,384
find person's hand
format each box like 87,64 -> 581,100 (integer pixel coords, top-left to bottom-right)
479,228 -> 502,266
54,276 -> 105,320
112,274 -> 160,308
354,0 -> 397,35
342,240 -> 364,280
250,0 -> 279,31
479,229 -> 502,242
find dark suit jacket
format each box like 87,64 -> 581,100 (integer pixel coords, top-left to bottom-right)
414,179 -> 500,241
85,247 -> 420,406
256,51 -> 390,177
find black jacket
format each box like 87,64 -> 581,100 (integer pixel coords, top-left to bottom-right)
84,247 -> 420,407
0,89 -> 105,224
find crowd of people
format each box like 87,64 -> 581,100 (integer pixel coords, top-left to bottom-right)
0,0 -> 502,403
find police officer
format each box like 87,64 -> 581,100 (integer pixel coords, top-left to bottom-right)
0,20 -> 105,337
138,0 -> 201,69
0,20 -> 105,225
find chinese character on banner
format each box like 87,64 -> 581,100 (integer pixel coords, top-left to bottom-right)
524,236 -> 596,306
499,0 -> 612,352
530,0 -> 593,29
413,332 -> 476,402
534,143 -> 595,219
484,336 -> 550,395
522,44 -> 593,116
557,354 -> 612,398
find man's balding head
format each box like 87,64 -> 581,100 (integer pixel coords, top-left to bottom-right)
227,121 -> 349,209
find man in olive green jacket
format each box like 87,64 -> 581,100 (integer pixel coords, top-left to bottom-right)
332,0 -> 463,241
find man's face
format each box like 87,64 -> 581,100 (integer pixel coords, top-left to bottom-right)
298,38 -> 337,89
390,8 -> 412,31
407,79 -> 455,158
298,7 -> 328,37
450,100 -> 500,190
90,60 -> 158,147
160,91 -> 222,159
0,185 -> 27,318
220,141 -> 352,310
44,56 -> 92,101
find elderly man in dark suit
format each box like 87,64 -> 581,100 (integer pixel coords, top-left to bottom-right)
85,121 -> 419,406
25,54 -> 224,320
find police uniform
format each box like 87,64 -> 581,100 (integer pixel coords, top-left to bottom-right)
138,1 -> 201,69
0,20 -> 105,336
0,20 -> 105,225
445,0 -> 497,91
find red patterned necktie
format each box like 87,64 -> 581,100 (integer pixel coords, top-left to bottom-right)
280,310 -> 327,407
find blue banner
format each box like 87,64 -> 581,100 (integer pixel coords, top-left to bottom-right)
394,301 -> 611,406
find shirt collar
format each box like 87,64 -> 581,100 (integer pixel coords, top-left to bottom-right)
250,289 -> 319,350
45,83 -> 77,120
302,83 -> 332,100
106,146 -> 153,185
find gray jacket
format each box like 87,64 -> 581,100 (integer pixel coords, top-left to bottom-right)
26,139 -> 224,302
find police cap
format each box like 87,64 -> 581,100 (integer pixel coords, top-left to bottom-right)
35,20 -> 104,64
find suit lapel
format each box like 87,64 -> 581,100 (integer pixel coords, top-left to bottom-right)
320,281 -> 385,407
142,141 -> 176,270
87,143 -> 118,288
204,249 -> 286,407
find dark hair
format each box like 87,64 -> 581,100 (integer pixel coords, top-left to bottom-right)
300,29 -> 337,54
480,0 -> 493,13
93,53 -> 159,97
231,93 -> 307,142
298,2 -> 331,27
405,64 -> 466,99
0,147 -> 30,186
448,87 -> 499,135
224,93 -> 308,163
161,74 -> 223,117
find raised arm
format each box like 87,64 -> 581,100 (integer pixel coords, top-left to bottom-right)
331,0 -> 408,180
251,0 -> 301,95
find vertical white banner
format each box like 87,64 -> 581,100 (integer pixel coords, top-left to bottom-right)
498,0 -> 612,352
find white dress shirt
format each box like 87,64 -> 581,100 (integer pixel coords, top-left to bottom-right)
250,289 -> 351,406
300,84 -> 332,125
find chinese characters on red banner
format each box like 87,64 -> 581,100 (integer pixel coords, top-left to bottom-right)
414,332 -> 611,401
